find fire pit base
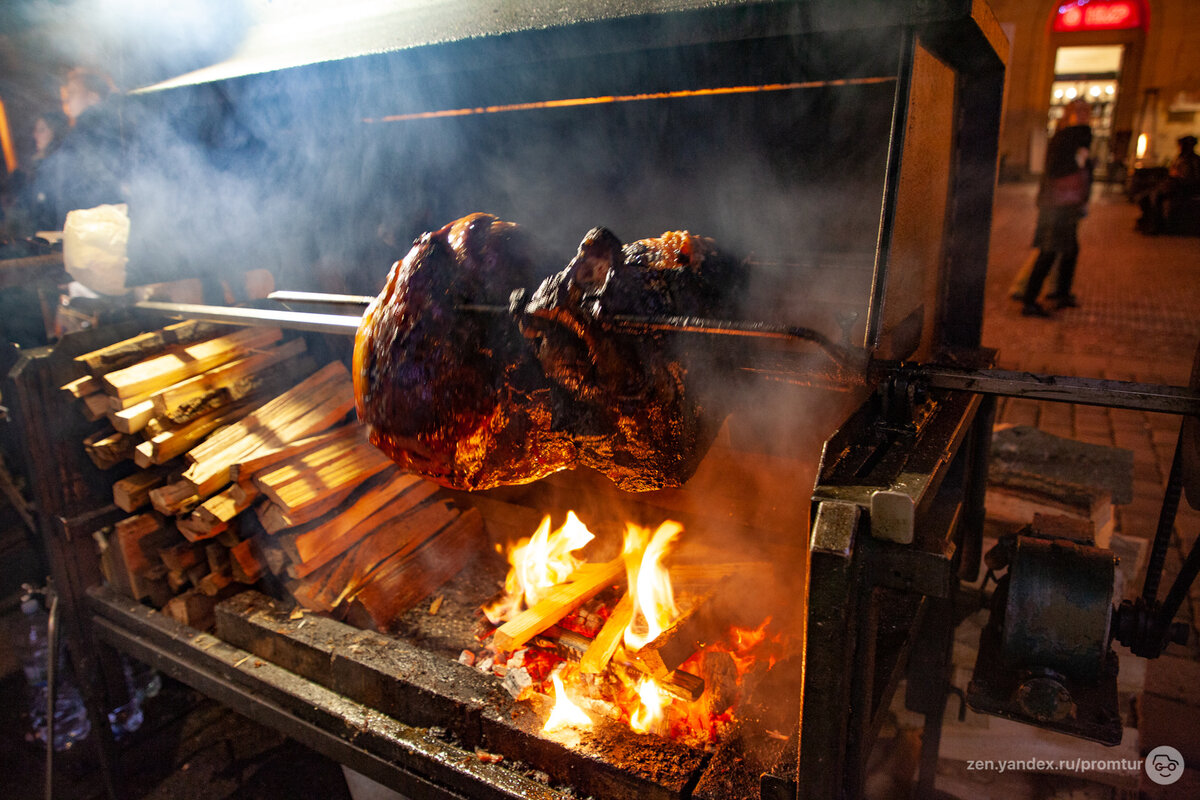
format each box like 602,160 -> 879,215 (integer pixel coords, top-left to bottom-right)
214,590 -> 709,800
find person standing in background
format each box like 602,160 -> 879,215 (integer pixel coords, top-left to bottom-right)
32,67 -> 126,230
1020,102 -> 1093,317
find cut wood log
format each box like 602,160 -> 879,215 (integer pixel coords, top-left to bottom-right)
158,541 -> 203,573
153,339 -> 309,417
343,508 -> 485,631
112,514 -> 180,601
229,426 -> 358,482
251,435 -> 393,516
113,468 -> 172,512
580,592 -> 634,674
290,474 -> 439,577
229,539 -> 264,584
198,569 -> 234,597
75,320 -> 227,377
83,428 -> 136,470
108,399 -> 156,434
180,362 -> 355,500
312,500 -> 462,609
493,559 -> 625,653
205,542 -> 231,575
61,375 -> 101,398
340,506 -> 484,633
141,402 -> 254,466
149,479 -> 200,518
80,392 -> 110,422
101,326 -> 284,399
164,589 -> 218,630
182,482 -> 260,540
630,571 -> 773,676
254,485 -> 357,533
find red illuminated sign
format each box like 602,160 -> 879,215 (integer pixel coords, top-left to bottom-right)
1053,0 -> 1144,32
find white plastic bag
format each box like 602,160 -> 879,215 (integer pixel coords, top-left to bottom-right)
63,203 -> 130,296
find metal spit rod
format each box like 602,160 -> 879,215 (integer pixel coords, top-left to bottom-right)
133,294 -> 1200,417
136,292 -> 865,369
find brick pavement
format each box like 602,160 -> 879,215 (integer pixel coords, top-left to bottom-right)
979,180 -> 1200,794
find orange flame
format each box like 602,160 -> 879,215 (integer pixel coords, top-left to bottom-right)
485,512 -> 594,624
622,521 -> 682,652
629,676 -> 669,735
543,670 -> 593,733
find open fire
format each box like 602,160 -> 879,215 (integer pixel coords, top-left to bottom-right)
475,512 -> 783,747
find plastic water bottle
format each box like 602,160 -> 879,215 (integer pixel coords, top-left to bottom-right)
19,595 -> 91,751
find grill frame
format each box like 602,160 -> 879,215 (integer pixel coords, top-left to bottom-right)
9,3 -> 1009,799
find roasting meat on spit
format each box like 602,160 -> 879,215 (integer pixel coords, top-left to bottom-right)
352,213 -> 742,492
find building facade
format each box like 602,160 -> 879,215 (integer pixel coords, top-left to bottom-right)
987,0 -> 1200,179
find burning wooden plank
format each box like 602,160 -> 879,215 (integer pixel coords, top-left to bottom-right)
493,559 -> 625,653
580,592 -> 634,674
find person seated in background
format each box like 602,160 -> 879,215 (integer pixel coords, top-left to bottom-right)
1136,135 -> 1200,234
2,109 -> 70,238
31,67 -> 127,231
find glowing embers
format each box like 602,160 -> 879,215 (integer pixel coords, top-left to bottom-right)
477,512 -> 783,746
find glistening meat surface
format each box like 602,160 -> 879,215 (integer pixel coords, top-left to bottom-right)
353,214 -> 741,492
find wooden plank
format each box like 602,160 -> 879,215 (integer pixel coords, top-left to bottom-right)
291,475 -> 438,576
112,513 -> 180,601
310,500 -> 461,609
184,482 -> 260,539
180,362 -> 354,499
144,403 -> 254,466
229,539 -> 264,584
80,392 -> 110,422
493,559 -> 625,653
149,479 -> 200,518
108,399 -> 156,434
61,374 -> 101,398
100,326 -> 283,399
344,508 -> 484,630
74,320 -> 226,376
112,468 -> 172,513
83,428 -> 135,470
154,340 -> 312,421
252,438 -> 393,515
229,426 -> 358,482
580,592 -> 634,674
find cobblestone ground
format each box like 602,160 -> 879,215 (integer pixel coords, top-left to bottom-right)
982,181 -> 1200,653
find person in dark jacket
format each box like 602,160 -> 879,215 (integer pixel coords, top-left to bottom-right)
1021,109 -> 1093,317
31,67 -> 126,229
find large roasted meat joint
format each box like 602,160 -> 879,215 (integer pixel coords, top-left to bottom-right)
353,213 -> 742,492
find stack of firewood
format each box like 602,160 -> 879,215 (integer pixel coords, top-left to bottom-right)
65,323 -> 482,631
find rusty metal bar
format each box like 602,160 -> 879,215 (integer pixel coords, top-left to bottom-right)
917,366 -> 1200,417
